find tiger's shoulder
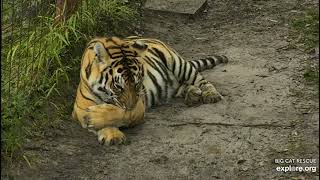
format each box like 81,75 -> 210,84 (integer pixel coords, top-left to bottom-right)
124,36 -> 179,59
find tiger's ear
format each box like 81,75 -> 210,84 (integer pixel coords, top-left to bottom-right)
131,40 -> 148,53
93,42 -> 108,63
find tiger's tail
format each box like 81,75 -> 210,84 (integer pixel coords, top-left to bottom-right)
189,55 -> 228,72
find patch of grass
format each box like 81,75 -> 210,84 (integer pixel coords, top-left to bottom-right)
1,0 -> 139,163
291,7 -> 319,51
290,6 -> 319,88
1,93 -> 28,158
303,63 -> 319,88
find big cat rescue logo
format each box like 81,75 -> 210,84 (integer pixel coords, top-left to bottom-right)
274,158 -> 318,173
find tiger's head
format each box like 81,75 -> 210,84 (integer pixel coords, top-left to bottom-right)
81,37 -> 147,110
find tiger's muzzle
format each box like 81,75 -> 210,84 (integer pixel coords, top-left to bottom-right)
117,77 -> 140,110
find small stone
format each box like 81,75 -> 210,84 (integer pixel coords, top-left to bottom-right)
277,148 -> 289,153
52,161 -> 58,166
237,159 -> 246,164
258,162 -> 264,166
242,167 -> 248,171
66,151 -> 73,156
103,170 -> 109,175
268,19 -> 278,23
195,37 -> 208,40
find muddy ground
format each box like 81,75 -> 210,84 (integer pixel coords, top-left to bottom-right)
2,0 -> 319,179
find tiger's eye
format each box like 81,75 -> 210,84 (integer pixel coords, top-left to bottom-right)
117,68 -> 123,73
132,66 -> 137,71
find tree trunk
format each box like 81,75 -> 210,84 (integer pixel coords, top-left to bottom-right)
54,0 -> 78,23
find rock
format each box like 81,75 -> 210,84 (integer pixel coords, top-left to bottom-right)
291,131 -> 298,136
66,151 -> 73,156
237,159 -> 246,164
276,148 -> 289,153
258,162 -> 264,166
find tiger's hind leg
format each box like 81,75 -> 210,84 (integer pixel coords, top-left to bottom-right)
176,65 -> 223,105
177,83 -> 221,106
198,80 -> 223,103
188,56 -> 228,103
171,55 -> 227,105
176,84 -> 202,106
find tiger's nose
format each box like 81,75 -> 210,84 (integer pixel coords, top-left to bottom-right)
124,75 -> 135,82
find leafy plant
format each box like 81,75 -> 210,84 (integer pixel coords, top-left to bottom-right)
1,0 -> 139,161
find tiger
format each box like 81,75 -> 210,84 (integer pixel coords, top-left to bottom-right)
72,36 -> 228,145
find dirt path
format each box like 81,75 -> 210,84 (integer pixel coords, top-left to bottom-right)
3,0 -> 319,179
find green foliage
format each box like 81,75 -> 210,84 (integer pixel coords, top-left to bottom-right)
290,6 -> 319,88
1,0 -> 138,161
1,93 -> 28,158
87,0 -> 139,35
303,64 -> 319,86
292,7 -> 319,51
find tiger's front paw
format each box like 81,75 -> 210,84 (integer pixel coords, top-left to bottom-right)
83,111 -> 104,130
184,85 -> 202,106
201,89 -> 222,104
82,104 -> 126,130
97,127 -> 126,145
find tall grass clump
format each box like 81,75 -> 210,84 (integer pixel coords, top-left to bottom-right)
1,0 -> 138,162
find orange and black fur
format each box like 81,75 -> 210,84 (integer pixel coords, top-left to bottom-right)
72,36 -> 228,145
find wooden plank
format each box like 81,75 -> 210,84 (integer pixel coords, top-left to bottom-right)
144,0 -> 207,15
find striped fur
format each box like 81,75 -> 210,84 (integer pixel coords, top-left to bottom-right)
72,36 -> 228,144
125,36 -> 228,107
73,36 -> 229,112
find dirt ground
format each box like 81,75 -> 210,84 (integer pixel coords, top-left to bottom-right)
2,0 -> 319,179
